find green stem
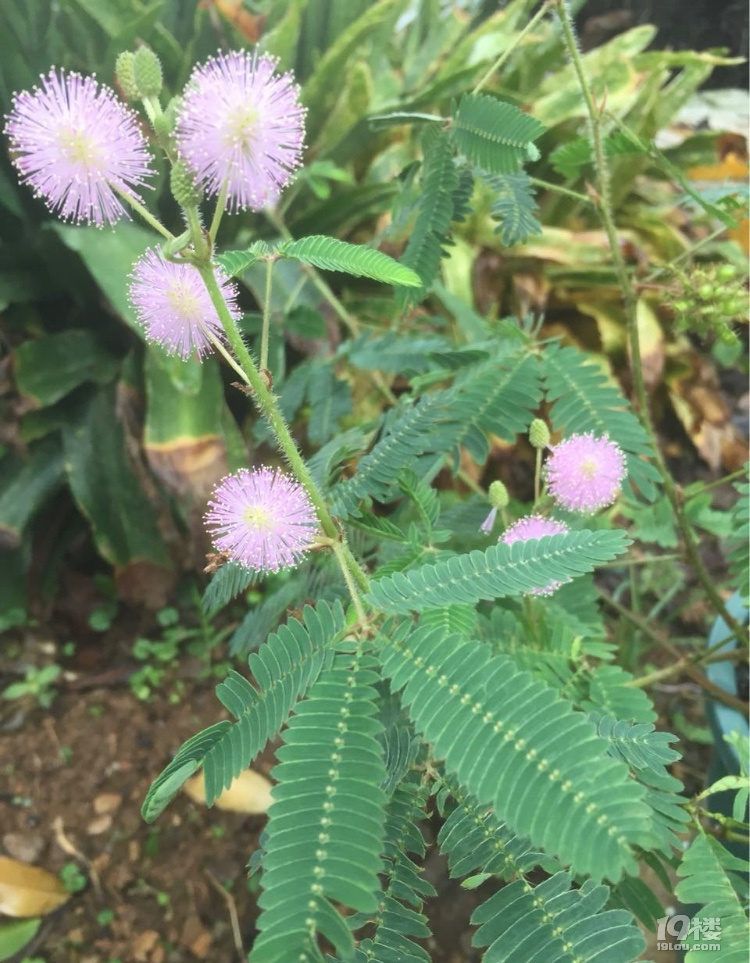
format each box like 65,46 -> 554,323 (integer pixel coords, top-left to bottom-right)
114,186 -> 174,241
260,258 -> 274,372
472,1 -> 551,95
530,176 -> 592,205
332,542 -> 368,623
209,180 -> 229,245
534,448 -> 542,503
184,205 -> 209,260
197,263 -> 371,598
555,0 -> 748,647
643,224 -> 730,283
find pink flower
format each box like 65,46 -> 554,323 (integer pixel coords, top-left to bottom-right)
500,515 -> 569,596
175,51 -> 305,212
546,433 -> 626,513
205,468 -> 318,573
129,250 -> 239,359
5,69 -> 152,226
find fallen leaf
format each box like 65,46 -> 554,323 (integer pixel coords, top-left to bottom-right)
0,917 -> 41,960
183,769 -> 273,815
2,833 -> 44,864
93,793 -> 122,815
132,929 -> 159,962
86,815 -> 112,836
0,857 -> 70,918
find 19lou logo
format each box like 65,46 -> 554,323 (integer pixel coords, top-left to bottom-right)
656,915 -> 722,951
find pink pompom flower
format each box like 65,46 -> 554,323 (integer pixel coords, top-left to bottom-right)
546,433 -> 626,513
175,50 -> 305,212
5,69 -> 152,226
500,515 -> 570,596
205,468 -> 318,573
129,249 -> 239,359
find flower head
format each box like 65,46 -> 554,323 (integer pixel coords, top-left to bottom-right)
500,515 -> 569,596
129,249 -> 239,359
205,468 -> 318,572
175,50 -> 305,212
546,433 -> 626,513
5,69 -> 152,226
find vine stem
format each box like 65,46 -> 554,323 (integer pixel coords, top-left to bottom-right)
472,1 -> 552,95
554,0 -> 748,647
260,257 -> 274,372
530,176 -> 592,205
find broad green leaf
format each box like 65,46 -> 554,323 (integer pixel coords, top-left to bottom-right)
0,439 -> 63,547
13,330 -> 119,408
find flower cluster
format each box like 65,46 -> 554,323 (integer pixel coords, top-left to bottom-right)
205,468 -> 318,573
5,69 -> 153,227
175,50 -> 306,212
545,433 -> 625,513
129,250 -> 239,359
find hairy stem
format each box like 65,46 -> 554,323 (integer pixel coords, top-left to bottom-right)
197,263 -> 371,597
260,258 -> 274,372
114,186 -> 174,241
209,180 -> 229,245
554,0 -> 748,646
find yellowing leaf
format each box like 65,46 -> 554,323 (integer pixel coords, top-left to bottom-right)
183,769 -> 273,815
0,858 -> 70,918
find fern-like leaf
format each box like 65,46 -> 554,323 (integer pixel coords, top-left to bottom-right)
280,235 -> 422,286
591,714 -> 680,772
549,131 -> 646,179
215,241 -> 277,277
329,392 -> 460,517
438,781 -> 556,881
542,342 -> 661,501
250,655 -> 387,962
141,721 -> 232,822
367,530 -> 630,613
142,601 -> 347,820
485,171 -> 542,246
728,477 -> 749,603
472,872 -> 646,962
202,562 -> 257,618
450,93 -> 545,175
675,834 -> 750,962
447,348 -> 542,464
381,622 -> 653,879
353,774 -> 434,963
398,124 -> 459,306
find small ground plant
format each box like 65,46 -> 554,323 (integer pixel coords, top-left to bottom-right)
4,2 -> 748,961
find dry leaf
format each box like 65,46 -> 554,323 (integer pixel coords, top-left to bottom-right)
93,793 -> 122,815
0,857 -> 70,918
183,769 -> 273,815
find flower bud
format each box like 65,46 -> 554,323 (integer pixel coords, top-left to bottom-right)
133,46 -> 163,98
529,418 -> 550,450
488,480 -> 509,510
698,283 -> 715,301
170,160 -> 202,208
716,264 -> 737,283
115,52 -> 138,101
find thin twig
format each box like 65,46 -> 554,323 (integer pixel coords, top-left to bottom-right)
205,869 -> 244,960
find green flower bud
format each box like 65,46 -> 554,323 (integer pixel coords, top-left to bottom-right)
170,160 -> 202,208
716,264 -> 738,283
133,46 -> 163,98
698,283 -> 715,301
529,418 -> 550,450
673,300 -> 689,314
115,52 -> 138,101
488,480 -> 509,510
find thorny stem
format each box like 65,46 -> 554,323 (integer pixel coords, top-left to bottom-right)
260,258 -> 274,372
601,590 -> 747,713
472,1 -> 552,95
554,0 -> 748,647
